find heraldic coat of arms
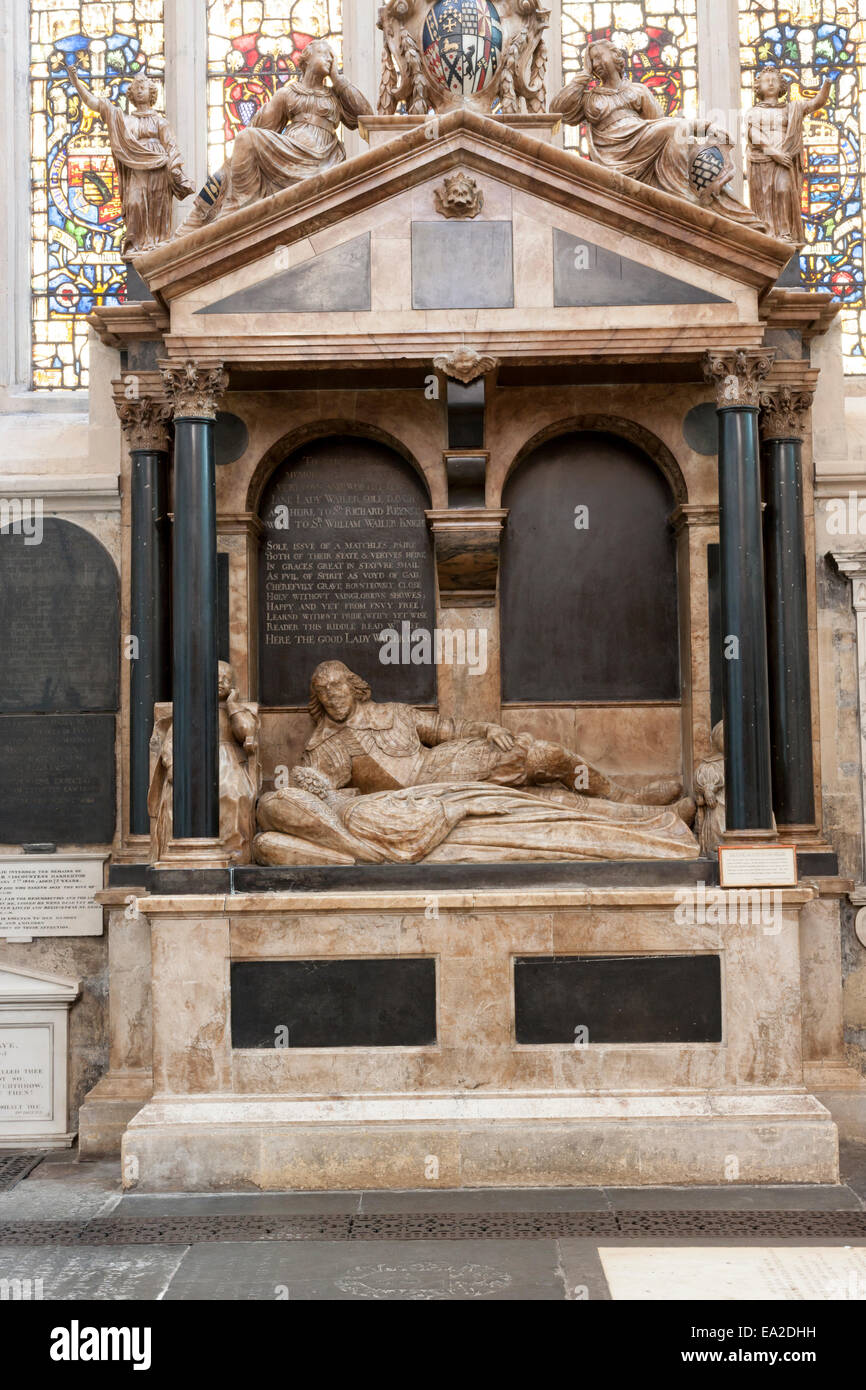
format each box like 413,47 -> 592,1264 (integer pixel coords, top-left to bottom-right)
377,0 -> 548,116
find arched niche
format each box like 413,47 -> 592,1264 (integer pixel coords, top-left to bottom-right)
500,431 -> 680,703
0,518 -> 118,843
257,435 -> 437,707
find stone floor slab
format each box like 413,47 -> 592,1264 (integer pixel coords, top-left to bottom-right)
116,1192 -> 362,1216
0,1245 -> 186,1301
604,1185 -> 862,1211
555,1239 -> 613,1300
163,1239 -> 568,1300
599,1245 -> 866,1300
357,1187 -> 610,1213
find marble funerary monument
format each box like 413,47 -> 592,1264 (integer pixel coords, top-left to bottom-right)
6,5 -> 865,1188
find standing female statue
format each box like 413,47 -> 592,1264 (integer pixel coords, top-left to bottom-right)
746,65 -> 832,242
176,38 -> 372,233
65,66 -> 194,256
551,39 -> 763,228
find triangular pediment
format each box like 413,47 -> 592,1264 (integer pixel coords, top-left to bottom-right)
0,963 -> 80,1003
135,110 -> 792,369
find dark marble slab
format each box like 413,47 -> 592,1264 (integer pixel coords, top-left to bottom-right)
412,221 -> 513,309
514,954 -> 723,1044
553,228 -> 728,307
199,233 -> 371,314
230,958 -> 437,1048
0,713 -> 116,843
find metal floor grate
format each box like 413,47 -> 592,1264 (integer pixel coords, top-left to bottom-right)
0,1154 -> 43,1192
0,1209 -> 865,1244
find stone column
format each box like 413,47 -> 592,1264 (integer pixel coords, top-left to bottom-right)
115,394 -> 173,837
161,362 -> 228,840
704,349 -> 776,833
760,385 -> 816,829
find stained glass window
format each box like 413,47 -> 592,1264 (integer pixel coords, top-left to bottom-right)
206,0 -> 343,173
561,3 -> 699,149
30,1 -> 165,391
740,1 -> 866,373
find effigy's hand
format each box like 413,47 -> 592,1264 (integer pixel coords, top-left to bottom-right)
769,148 -> 793,167
485,724 -> 515,751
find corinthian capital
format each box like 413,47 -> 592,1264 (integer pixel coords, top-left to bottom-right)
160,361 -> 228,421
115,395 -> 173,452
758,385 -> 814,442
703,349 -> 775,409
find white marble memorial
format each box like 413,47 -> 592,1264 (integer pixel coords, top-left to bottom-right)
0,963 -> 80,1148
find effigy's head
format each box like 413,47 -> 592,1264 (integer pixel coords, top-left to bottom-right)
755,66 -> 789,102
587,39 -> 629,82
128,73 -> 159,108
218,661 -> 234,700
309,661 -> 371,724
297,38 -> 334,81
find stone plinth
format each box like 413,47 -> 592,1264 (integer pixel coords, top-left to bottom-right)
124,884 -> 839,1190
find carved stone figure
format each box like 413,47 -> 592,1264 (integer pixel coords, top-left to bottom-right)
746,65 -> 832,242
253,661 -> 699,865
149,663 -> 260,863
174,39 -> 371,234
65,66 -> 194,257
550,40 -> 764,229
377,0 -> 548,117
434,171 -> 484,218
694,721 -> 726,856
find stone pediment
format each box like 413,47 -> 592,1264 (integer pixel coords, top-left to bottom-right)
0,963 -> 80,1004
134,110 -> 794,370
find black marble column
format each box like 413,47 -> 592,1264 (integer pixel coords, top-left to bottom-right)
117,397 -> 173,837
760,387 -> 816,827
162,363 -> 227,839
704,350 -> 775,832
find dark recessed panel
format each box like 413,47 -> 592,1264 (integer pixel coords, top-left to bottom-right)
514,954 -> 722,1044
257,435 -> 436,706
215,411 -> 249,467
231,959 -> 437,1048
500,431 -> 679,702
683,402 -> 719,456
708,542 -> 723,729
199,233 -> 371,314
217,552 -> 230,664
412,222 -> 514,309
0,519 -> 119,713
553,228 -> 728,307
0,714 -> 116,843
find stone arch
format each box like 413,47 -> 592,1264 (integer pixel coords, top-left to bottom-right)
498,414 -> 688,510
245,418 -> 439,515
500,428 -> 681,703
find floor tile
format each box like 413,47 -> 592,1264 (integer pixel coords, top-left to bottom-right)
357,1187 -> 610,1213
604,1185 -> 861,1211
598,1245 -> 866,1301
0,1245 -> 186,1301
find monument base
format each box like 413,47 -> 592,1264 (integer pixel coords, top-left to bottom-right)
78,1070 -> 152,1159
123,1092 -> 837,1190
125,879 -> 842,1191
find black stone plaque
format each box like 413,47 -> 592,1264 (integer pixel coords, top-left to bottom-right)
217,552 -> 230,664
683,402 -> 719,456
258,436 -> 436,706
200,233 -> 371,314
411,222 -> 514,309
500,432 -> 679,702
553,228 -> 727,307
230,959 -> 437,1048
514,954 -> 722,1044
0,714 -> 116,843
0,519 -> 119,713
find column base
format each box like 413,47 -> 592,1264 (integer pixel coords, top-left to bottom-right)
122,1091 -> 839,1191
78,1070 -> 152,1159
155,838 -> 233,870
804,1061 -> 866,1145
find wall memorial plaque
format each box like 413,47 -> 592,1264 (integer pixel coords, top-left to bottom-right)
0,854 -> 105,938
0,964 -> 79,1147
501,431 -> 679,702
0,715 -> 116,844
258,436 -> 436,706
0,519 -> 118,714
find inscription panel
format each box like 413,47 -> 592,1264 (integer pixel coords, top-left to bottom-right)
0,715 -> 116,844
0,1024 -> 52,1122
0,519 -> 118,714
258,436 -> 436,706
0,856 -> 104,937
